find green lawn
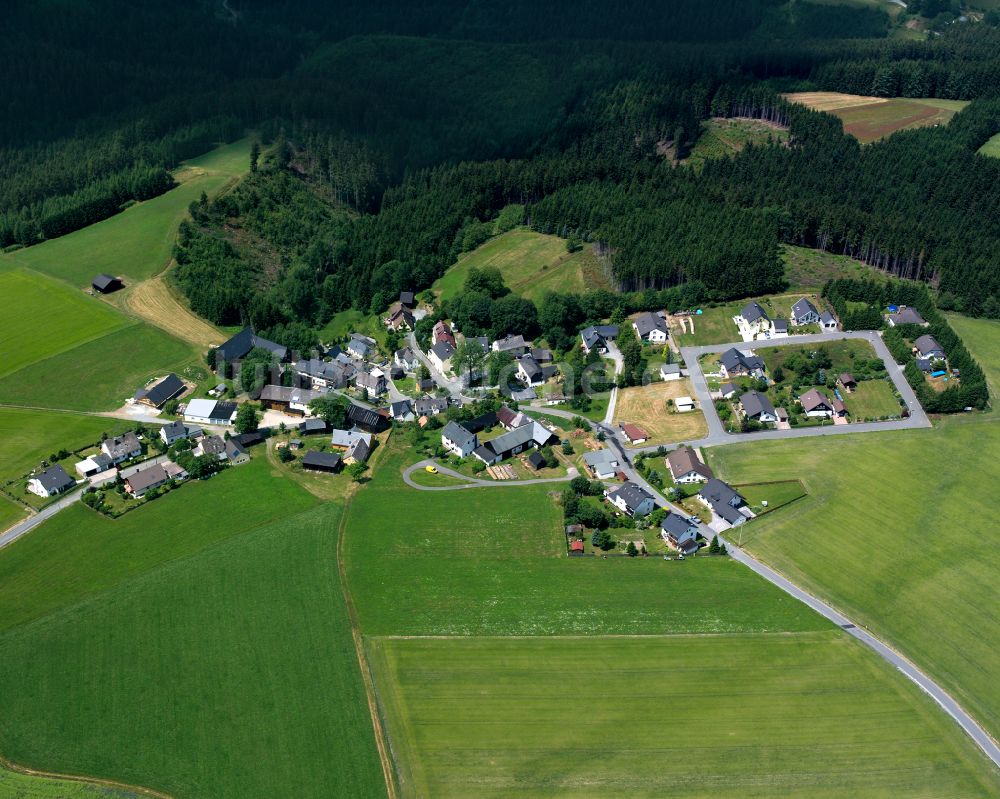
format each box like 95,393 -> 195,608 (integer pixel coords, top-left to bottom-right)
0,268 -> 129,378
318,308 -> 388,351
707,416 -> 1000,740
370,633 -> 1000,799
0,764 -> 138,797
0,407 -> 131,483
344,441 -> 826,637
0,322 -> 196,411
0,496 -> 27,532
432,228 -> 609,304
674,292 -> 822,347
737,479 -> 807,514
842,378 -> 900,419
0,502 -> 386,799
0,457 -> 315,632
1,139 -> 252,288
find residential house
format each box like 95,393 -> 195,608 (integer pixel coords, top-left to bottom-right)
75,452 -> 114,478
915,334 -> 946,361
225,439 -> 250,465
294,358 -> 350,389
298,418 -> 329,435
736,302 -> 770,336
699,478 -> 748,527
492,333 -> 529,356
820,311 -> 838,331
739,390 -> 777,423
666,446 -> 713,484
347,333 -> 377,360
569,539 -> 585,553
330,429 -> 373,453
27,464 -> 75,498
799,388 -> 834,418
772,319 -> 789,338
432,320 -> 455,347
390,399 -> 415,422
416,376 -> 435,392
516,354 -> 557,386
632,311 -> 668,343
259,385 -> 324,416
441,420 -> 478,458
92,273 -> 123,294
134,373 -> 185,409
125,464 -> 169,497
674,396 -> 695,412
605,481 -> 655,517
215,326 -> 287,364
471,421 -> 555,465
302,451 -> 342,473
394,347 -> 421,372
414,397 -> 448,417
355,368 -> 388,399
660,512 -> 700,555
620,423 -> 648,444
184,398 -> 238,426
530,348 -> 553,364
660,363 -> 682,381
428,341 -> 455,373
497,405 -> 531,430
718,381 -> 738,400
194,435 -> 227,460
346,403 -> 390,433
160,420 -> 192,446
462,410 -> 499,434
583,449 -> 619,479
384,304 -> 415,331
163,462 -> 188,481
101,432 -> 142,464
833,398 -> 849,418
790,298 -> 820,326
344,436 -> 371,465
580,325 -> 618,354
887,307 -> 927,327
718,348 -> 766,379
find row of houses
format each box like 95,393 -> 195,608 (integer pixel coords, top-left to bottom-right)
440,407 -> 557,465
735,299 -> 837,341
580,311 -> 669,355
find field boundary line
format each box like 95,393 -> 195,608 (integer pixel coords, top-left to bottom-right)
369,630 -> 836,641
0,753 -> 171,798
335,443 -> 400,799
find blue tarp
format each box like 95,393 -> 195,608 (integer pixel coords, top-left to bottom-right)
931,370 -> 947,378
696,309 -> 703,315
887,305 -> 898,312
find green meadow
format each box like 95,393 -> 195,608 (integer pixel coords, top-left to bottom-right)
0,268 -> 128,378
947,313 -> 1000,395
371,633 -> 1000,798
2,139 -> 251,288
0,763 -> 137,798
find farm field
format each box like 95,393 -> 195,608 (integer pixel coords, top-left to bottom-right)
124,274 -> 225,349
0,139 -> 251,289
343,441 -> 825,636
613,379 -> 708,443
842,378 -> 899,418
707,414 -> 1000,741
685,117 -> 789,170
672,292 -> 821,346
0,501 -> 386,799
432,228 -> 610,304
371,633 -> 1000,799
0,763 -> 139,798
0,268 -> 129,379
0,323 -> 196,412
0,457 -> 314,632
0,407 -> 131,484
785,93 -> 969,143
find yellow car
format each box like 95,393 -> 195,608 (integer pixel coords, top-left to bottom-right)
424,464 -> 439,474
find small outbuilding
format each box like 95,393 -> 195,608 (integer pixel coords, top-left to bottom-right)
92,274 -> 123,294
302,450 -> 342,473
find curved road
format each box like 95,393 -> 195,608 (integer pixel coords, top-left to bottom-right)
402,459 -> 577,491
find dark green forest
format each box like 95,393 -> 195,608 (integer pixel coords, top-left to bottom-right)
6,0 -> 1000,339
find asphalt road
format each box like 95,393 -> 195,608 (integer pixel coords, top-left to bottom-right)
402,459 -> 576,491
0,488 -> 83,550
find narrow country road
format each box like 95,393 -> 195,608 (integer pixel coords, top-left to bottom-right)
402,459 -> 577,491
0,488 -> 83,550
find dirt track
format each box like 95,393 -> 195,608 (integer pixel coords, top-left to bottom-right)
125,274 -> 223,349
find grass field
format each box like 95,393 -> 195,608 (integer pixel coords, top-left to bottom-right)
0,407 -> 131,482
433,229 -> 610,303
1,139 -> 251,289
672,292 -> 820,346
613,380 -> 708,443
0,763 -> 140,798
977,132 -> 1000,159
371,633 -> 1000,798
0,497 -> 27,533
842,378 -> 899,418
761,337 -> 875,374
124,274 -> 225,348
0,502 -> 387,799
707,413 -> 1000,740
738,479 -> 807,514
785,93 -> 969,143
947,313 -> 1000,395
0,457 -> 315,632
0,323 -> 196,411
685,117 -> 789,170
782,244 -> 879,292
0,268 -> 129,379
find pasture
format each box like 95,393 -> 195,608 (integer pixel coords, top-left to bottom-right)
947,313 -> 1000,395
0,502 -> 386,799
613,379 -> 708,443
707,415 -> 1000,741
671,292 -> 822,346
685,117 -> 789,170
0,322 -> 196,411
371,633 -> 1000,798
432,228 -> 609,303
0,268 -> 128,379
125,274 -> 225,348
0,408 -> 130,484
1,139 -> 251,288
785,93 -> 969,143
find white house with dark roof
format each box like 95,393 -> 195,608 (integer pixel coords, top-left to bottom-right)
604,481 -> 655,517
735,302 -> 771,338
820,311 -> 838,331
394,347 -> 421,372
160,420 -> 193,446
915,334 -> 945,361
666,446 -> 713,483
718,348 -> 765,380
739,390 -> 777,423
28,464 -> 75,498
428,341 -> 455,373
184,398 -> 239,426
441,421 -> 478,458
661,512 -> 700,555
887,307 -> 927,327
583,449 -> 619,479
790,298 -> 820,326
101,432 -> 142,464
699,478 -> 749,527
660,363 -> 682,381
632,312 -> 668,343
354,369 -> 388,399
491,334 -> 529,356
580,325 -> 618,354
799,388 -> 834,418
470,421 -> 555,466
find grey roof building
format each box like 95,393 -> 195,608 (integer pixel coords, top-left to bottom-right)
216,326 -> 287,362
740,390 -> 776,421
740,302 -> 770,324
